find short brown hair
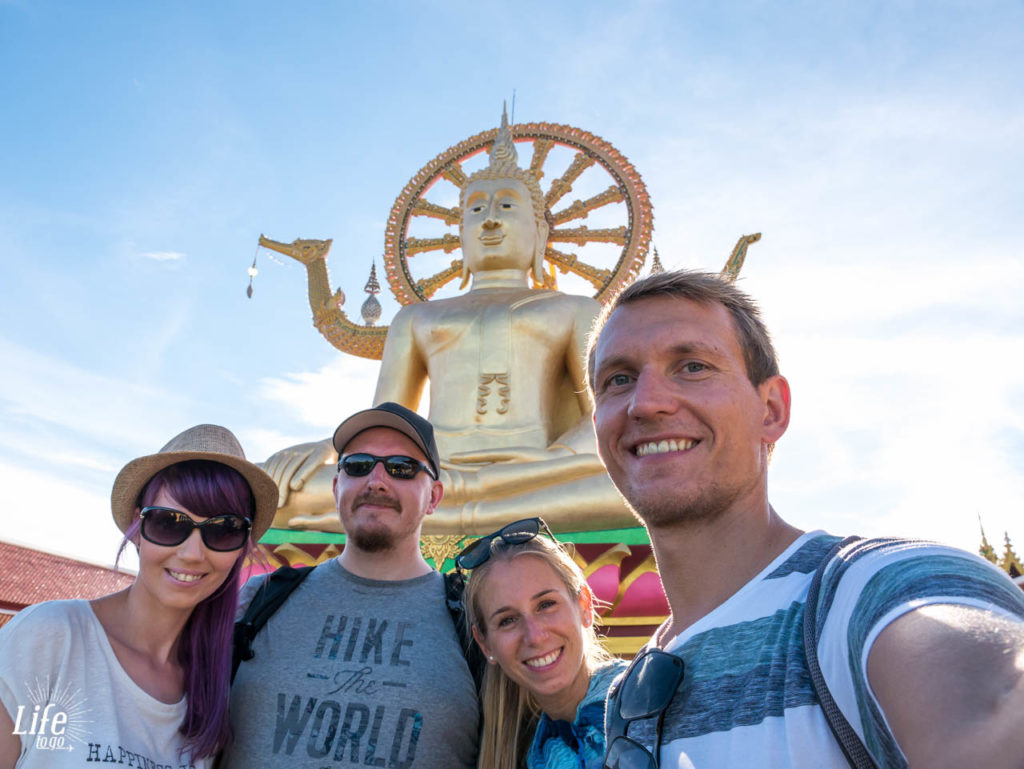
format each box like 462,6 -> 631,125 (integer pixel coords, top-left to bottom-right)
587,269 -> 780,390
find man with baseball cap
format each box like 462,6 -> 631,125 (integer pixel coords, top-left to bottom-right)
223,403 -> 479,769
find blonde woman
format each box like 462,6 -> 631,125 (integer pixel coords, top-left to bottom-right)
460,518 -> 626,769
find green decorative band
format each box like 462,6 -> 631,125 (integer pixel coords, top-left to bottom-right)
259,526 -> 650,546
259,529 -> 347,545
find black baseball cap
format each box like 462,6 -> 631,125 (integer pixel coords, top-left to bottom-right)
332,402 -> 440,479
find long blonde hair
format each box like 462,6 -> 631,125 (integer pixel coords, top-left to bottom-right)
464,537 -> 613,769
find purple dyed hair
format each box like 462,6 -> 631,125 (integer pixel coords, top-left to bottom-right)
117,459 -> 254,760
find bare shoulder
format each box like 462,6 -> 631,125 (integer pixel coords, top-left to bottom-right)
560,291 -> 600,312
538,291 -> 600,323
378,302 -> 423,356
868,604 -> 1024,769
389,302 -> 421,325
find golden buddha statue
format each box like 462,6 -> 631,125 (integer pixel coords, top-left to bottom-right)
263,111 -> 636,535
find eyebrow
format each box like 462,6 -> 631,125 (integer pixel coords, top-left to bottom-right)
598,342 -> 712,370
595,341 -> 721,377
465,187 -> 524,206
488,588 -> 557,621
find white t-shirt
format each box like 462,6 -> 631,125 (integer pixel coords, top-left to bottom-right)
0,599 -> 210,769
620,532 -> 1024,769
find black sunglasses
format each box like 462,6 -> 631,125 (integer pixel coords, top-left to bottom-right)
338,453 -> 437,480
454,517 -> 557,572
603,649 -> 685,769
139,506 -> 252,552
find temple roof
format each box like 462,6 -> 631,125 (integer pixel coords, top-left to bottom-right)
0,540 -> 135,627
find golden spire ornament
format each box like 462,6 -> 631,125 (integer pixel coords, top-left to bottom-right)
650,246 -> 664,274
360,262 -> 383,326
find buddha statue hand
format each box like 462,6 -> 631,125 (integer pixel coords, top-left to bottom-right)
261,438 -> 338,508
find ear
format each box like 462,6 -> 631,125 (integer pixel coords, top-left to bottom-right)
424,479 -> 444,516
332,472 -> 342,509
458,223 -> 471,289
579,585 -> 595,628
532,219 -> 549,284
471,624 -> 495,663
759,374 -> 791,444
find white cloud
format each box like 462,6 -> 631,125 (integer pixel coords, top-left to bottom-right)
771,326 -> 1024,550
0,339 -> 199,564
250,355 -> 435,464
257,355 -> 382,433
0,337 -> 192,457
140,251 -> 186,262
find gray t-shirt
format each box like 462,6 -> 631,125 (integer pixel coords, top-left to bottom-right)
224,560 -> 479,769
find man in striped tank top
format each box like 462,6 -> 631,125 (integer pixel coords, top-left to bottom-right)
587,270 -> 1024,769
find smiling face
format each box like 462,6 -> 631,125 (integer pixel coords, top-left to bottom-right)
471,554 -> 592,721
591,295 -> 790,528
460,177 -> 542,277
332,427 -> 443,553
134,488 -> 242,614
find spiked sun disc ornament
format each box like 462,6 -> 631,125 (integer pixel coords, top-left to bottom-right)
384,122 -> 653,306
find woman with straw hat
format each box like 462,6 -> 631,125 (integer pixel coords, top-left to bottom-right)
0,424 -> 277,768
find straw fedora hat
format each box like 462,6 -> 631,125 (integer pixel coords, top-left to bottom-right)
110,424 -> 278,542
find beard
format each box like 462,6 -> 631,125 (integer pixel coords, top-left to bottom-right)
349,526 -> 396,553
624,478 -> 743,531
344,492 -> 403,552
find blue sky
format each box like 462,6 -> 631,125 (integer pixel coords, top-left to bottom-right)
2,0 -> 1022,569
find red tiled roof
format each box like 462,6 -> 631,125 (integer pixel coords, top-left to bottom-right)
0,541 -> 135,612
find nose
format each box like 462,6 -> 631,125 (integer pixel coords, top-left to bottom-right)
626,368 -> 679,421
482,196 -> 502,228
365,460 -> 392,490
522,616 -> 549,646
177,528 -> 206,560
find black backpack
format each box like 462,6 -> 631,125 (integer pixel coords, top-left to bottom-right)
231,565 -> 485,692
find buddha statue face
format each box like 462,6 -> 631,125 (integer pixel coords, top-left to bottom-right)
460,177 -> 545,278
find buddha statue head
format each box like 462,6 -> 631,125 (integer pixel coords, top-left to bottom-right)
459,108 -> 550,288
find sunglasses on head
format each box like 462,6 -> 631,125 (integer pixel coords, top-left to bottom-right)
139,506 -> 252,552
338,453 -> 437,480
603,648 -> 685,769
454,517 -> 558,573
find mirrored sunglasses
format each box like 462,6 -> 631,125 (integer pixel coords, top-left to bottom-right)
338,453 -> 437,480
139,506 -> 252,552
603,649 -> 685,769
454,517 -> 558,572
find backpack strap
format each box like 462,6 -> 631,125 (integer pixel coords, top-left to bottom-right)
230,564 -> 484,691
803,535 -> 878,769
444,569 -> 487,693
231,565 -> 315,682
